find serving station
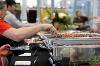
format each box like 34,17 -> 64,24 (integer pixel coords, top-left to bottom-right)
39,31 -> 100,66
10,31 -> 100,66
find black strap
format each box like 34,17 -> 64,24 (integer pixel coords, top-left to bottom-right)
0,37 -> 27,47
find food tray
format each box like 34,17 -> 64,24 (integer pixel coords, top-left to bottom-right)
40,34 -> 100,45
39,33 -> 100,62
52,38 -> 100,45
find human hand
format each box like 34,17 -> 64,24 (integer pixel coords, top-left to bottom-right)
0,44 -> 11,57
41,24 -> 57,35
91,28 -> 99,33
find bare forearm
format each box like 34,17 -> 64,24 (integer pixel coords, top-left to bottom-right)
15,24 -> 42,39
88,16 -> 96,20
3,24 -> 56,42
3,24 -> 43,41
18,23 -> 37,27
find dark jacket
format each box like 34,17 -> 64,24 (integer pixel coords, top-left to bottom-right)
73,16 -> 89,24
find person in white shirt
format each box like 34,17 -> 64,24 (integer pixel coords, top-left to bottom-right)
4,0 -> 37,28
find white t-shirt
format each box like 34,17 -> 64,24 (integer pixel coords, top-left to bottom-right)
4,11 -> 35,28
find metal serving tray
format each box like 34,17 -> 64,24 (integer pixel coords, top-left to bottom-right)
39,33 -> 100,62
52,38 -> 100,45
40,34 -> 100,45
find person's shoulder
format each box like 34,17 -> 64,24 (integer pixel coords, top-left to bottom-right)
6,11 -> 14,16
5,11 -> 16,20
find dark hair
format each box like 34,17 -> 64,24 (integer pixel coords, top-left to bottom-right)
0,1 -> 6,9
75,10 -> 81,14
5,0 -> 16,7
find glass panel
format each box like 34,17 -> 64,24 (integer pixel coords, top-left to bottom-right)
74,0 -> 92,16
41,0 -> 52,7
54,0 -> 62,8
66,0 -> 74,15
98,0 -> 100,16
15,0 -> 22,6
15,0 -> 37,8
47,0 -> 52,7
27,0 -> 37,8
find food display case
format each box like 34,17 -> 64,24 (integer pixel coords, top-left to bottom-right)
39,32 -> 100,64
10,32 -> 100,66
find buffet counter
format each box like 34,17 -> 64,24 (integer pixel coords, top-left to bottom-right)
11,31 -> 100,66
39,31 -> 100,66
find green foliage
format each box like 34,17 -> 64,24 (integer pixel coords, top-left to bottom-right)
89,53 -> 100,65
44,7 -> 73,30
45,7 -> 52,17
53,10 -> 72,26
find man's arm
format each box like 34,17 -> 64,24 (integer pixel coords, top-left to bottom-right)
88,16 -> 96,20
9,17 -> 37,28
3,24 -> 56,42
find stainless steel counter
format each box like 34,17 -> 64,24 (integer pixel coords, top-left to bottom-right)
39,33 -> 100,62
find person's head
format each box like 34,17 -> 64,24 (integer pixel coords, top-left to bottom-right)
0,1 -> 7,18
75,10 -> 81,17
6,0 -> 16,13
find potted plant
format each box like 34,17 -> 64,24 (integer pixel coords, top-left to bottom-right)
89,53 -> 100,66
44,7 -> 73,31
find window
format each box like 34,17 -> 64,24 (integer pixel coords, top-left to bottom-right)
54,0 -> 62,8
41,0 -> 51,7
15,0 -> 37,8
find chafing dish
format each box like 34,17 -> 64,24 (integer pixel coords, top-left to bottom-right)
52,45 -> 100,62
39,32 -> 100,62
40,33 -> 100,45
